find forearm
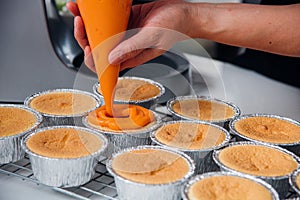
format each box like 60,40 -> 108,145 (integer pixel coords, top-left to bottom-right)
188,3 -> 300,57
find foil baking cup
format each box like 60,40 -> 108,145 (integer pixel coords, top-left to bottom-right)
166,96 -> 241,130
0,104 -> 43,164
107,145 -> 195,200
151,120 -> 231,174
230,113 -> 300,156
82,112 -> 162,157
213,141 -> 300,198
24,89 -> 102,127
182,171 -> 279,200
22,126 -> 108,187
289,168 -> 300,196
93,76 -> 165,109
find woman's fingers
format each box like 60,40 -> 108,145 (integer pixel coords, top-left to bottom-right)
108,28 -> 162,65
66,1 -> 80,16
74,16 -> 89,49
120,48 -> 165,71
84,46 -> 96,73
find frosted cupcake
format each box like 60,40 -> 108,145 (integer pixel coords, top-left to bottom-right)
83,104 -> 161,157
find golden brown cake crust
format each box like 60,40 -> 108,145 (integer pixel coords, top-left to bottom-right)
26,128 -> 102,158
296,173 -> 300,189
0,107 -> 37,137
29,92 -> 97,115
98,79 -> 160,101
172,99 -> 235,121
113,149 -> 190,184
219,145 -> 298,177
188,175 -> 272,200
155,123 -> 226,149
235,116 -> 300,144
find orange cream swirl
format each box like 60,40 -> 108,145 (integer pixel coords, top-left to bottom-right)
88,104 -> 154,131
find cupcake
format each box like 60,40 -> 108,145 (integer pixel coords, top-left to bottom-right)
151,120 -> 230,173
24,89 -> 101,126
213,141 -> 300,197
167,96 -> 240,129
0,104 -> 42,164
230,114 -> 300,154
289,168 -> 300,196
83,104 -> 161,157
22,126 -> 108,187
182,172 -> 279,200
107,145 -> 195,200
93,76 -> 165,109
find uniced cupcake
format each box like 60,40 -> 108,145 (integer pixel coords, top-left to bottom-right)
230,114 -> 300,154
25,89 -> 101,126
213,141 -> 300,197
0,104 -> 42,164
22,126 -> 108,187
151,120 -> 230,173
167,96 -> 240,129
107,145 -> 195,200
93,76 -> 165,109
182,172 -> 279,200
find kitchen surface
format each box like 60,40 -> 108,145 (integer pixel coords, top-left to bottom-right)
1,54 -> 300,199
1,0 -> 300,200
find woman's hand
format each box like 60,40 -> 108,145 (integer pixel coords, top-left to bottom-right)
67,1 -> 95,72
67,0 -> 193,71
109,0 -> 192,70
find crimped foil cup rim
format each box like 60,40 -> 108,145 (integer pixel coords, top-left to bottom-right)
92,76 -> 166,104
182,171 -> 279,200
24,89 -> 102,117
0,104 -> 43,140
82,111 -> 162,135
150,120 -> 231,152
22,125 -> 108,161
212,141 -> 300,180
229,113 -> 300,146
289,168 -> 300,195
106,145 -> 195,187
166,95 -> 241,123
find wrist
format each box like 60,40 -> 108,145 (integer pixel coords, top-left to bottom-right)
186,3 -> 218,39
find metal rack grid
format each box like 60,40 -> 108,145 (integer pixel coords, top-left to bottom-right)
0,105 -> 172,200
0,106 -> 299,200
0,155 -> 117,200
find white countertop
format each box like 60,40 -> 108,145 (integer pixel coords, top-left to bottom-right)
1,54 -> 299,200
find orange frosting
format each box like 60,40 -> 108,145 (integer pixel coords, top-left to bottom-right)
88,104 -> 154,131
77,0 -> 132,116
78,1 -> 154,131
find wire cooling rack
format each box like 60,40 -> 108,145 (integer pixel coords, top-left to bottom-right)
0,105 -> 299,200
0,105 -> 172,200
0,156 -> 117,200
